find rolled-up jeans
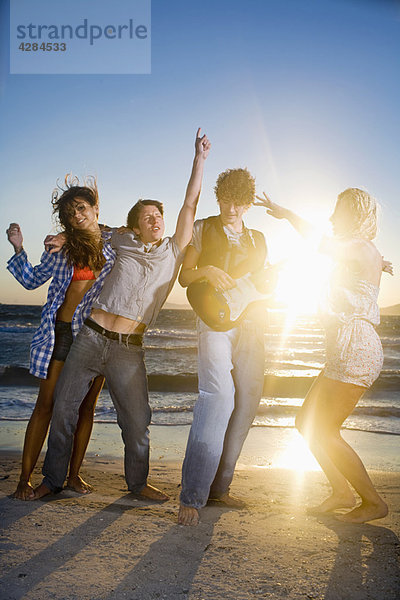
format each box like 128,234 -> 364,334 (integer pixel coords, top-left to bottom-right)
42,324 -> 150,493
180,319 -> 265,509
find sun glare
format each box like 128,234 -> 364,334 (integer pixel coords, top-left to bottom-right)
249,429 -> 321,473
275,241 -> 330,318
272,431 -> 320,472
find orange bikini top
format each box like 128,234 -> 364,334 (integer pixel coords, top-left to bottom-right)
72,266 -> 95,281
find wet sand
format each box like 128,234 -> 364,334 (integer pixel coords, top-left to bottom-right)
1,421 -> 400,472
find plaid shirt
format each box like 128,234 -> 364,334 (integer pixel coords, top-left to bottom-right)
7,232 -> 115,379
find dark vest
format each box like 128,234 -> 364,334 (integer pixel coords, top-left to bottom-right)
197,216 -> 267,278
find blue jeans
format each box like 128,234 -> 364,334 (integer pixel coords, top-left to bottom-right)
42,324 -> 150,493
180,319 -> 265,509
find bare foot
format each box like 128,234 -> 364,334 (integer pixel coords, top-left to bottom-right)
67,474 -> 93,494
208,492 -> 246,509
178,504 -> 200,526
32,483 -> 52,500
134,484 -> 169,502
336,499 -> 388,523
12,479 -> 35,501
307,492 -> 356,515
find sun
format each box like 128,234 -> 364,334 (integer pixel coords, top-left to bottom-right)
273,228 -> 331,317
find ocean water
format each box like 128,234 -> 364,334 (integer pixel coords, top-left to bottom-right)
0,305 -> 399,435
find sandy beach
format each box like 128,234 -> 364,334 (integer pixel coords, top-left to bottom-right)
1,424 -> 399,600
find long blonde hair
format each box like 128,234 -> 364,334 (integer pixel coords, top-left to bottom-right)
336,188 -> 378,240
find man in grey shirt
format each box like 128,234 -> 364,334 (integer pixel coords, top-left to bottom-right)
34,129 -> 211,501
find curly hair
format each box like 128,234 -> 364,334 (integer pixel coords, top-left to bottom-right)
51,175 -> 105,271
336,188 -> 378,241
214,168 -> 256,206
126,199 -> 164,230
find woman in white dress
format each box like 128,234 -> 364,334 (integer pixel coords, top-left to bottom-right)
258,188 -> 392,523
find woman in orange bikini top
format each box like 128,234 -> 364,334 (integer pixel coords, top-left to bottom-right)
7,175 -> 110,500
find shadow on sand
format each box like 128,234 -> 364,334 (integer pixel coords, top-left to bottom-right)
102,508 -> 221,600
0,493 -> 46,529
1,492 -> 223,600
322,517 -> 400,600
0,494 -> 134,599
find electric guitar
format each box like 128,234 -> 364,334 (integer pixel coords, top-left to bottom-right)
187,268 -> 279,331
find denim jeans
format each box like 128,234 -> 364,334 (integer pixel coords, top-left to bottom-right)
51,321 -> 73,362
42,324 -> 150,493
180,319 -> 265,509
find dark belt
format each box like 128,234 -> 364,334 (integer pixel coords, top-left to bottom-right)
84,318 -> 143,347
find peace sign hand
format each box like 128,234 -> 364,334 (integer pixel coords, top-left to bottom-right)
254,192 -> 288,220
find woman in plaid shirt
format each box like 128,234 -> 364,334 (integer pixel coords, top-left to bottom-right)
6,176 -> 115,500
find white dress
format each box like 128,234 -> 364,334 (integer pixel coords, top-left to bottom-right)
321,270 -> 383,388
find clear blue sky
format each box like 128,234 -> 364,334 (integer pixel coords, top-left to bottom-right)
1,0 -> 399,307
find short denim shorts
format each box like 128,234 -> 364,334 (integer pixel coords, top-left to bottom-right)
51,321 -> 73,362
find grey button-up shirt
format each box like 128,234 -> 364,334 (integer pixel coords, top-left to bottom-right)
92,230 -> 183,328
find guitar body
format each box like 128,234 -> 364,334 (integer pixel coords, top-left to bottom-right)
187,272 -> 273,331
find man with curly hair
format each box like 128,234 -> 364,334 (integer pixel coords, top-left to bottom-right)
178,168 -> 268,525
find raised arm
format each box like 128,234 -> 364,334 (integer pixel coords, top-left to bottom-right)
255,192 -> 315,238
256,192 -> 344,258
174,128 -> 211,251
